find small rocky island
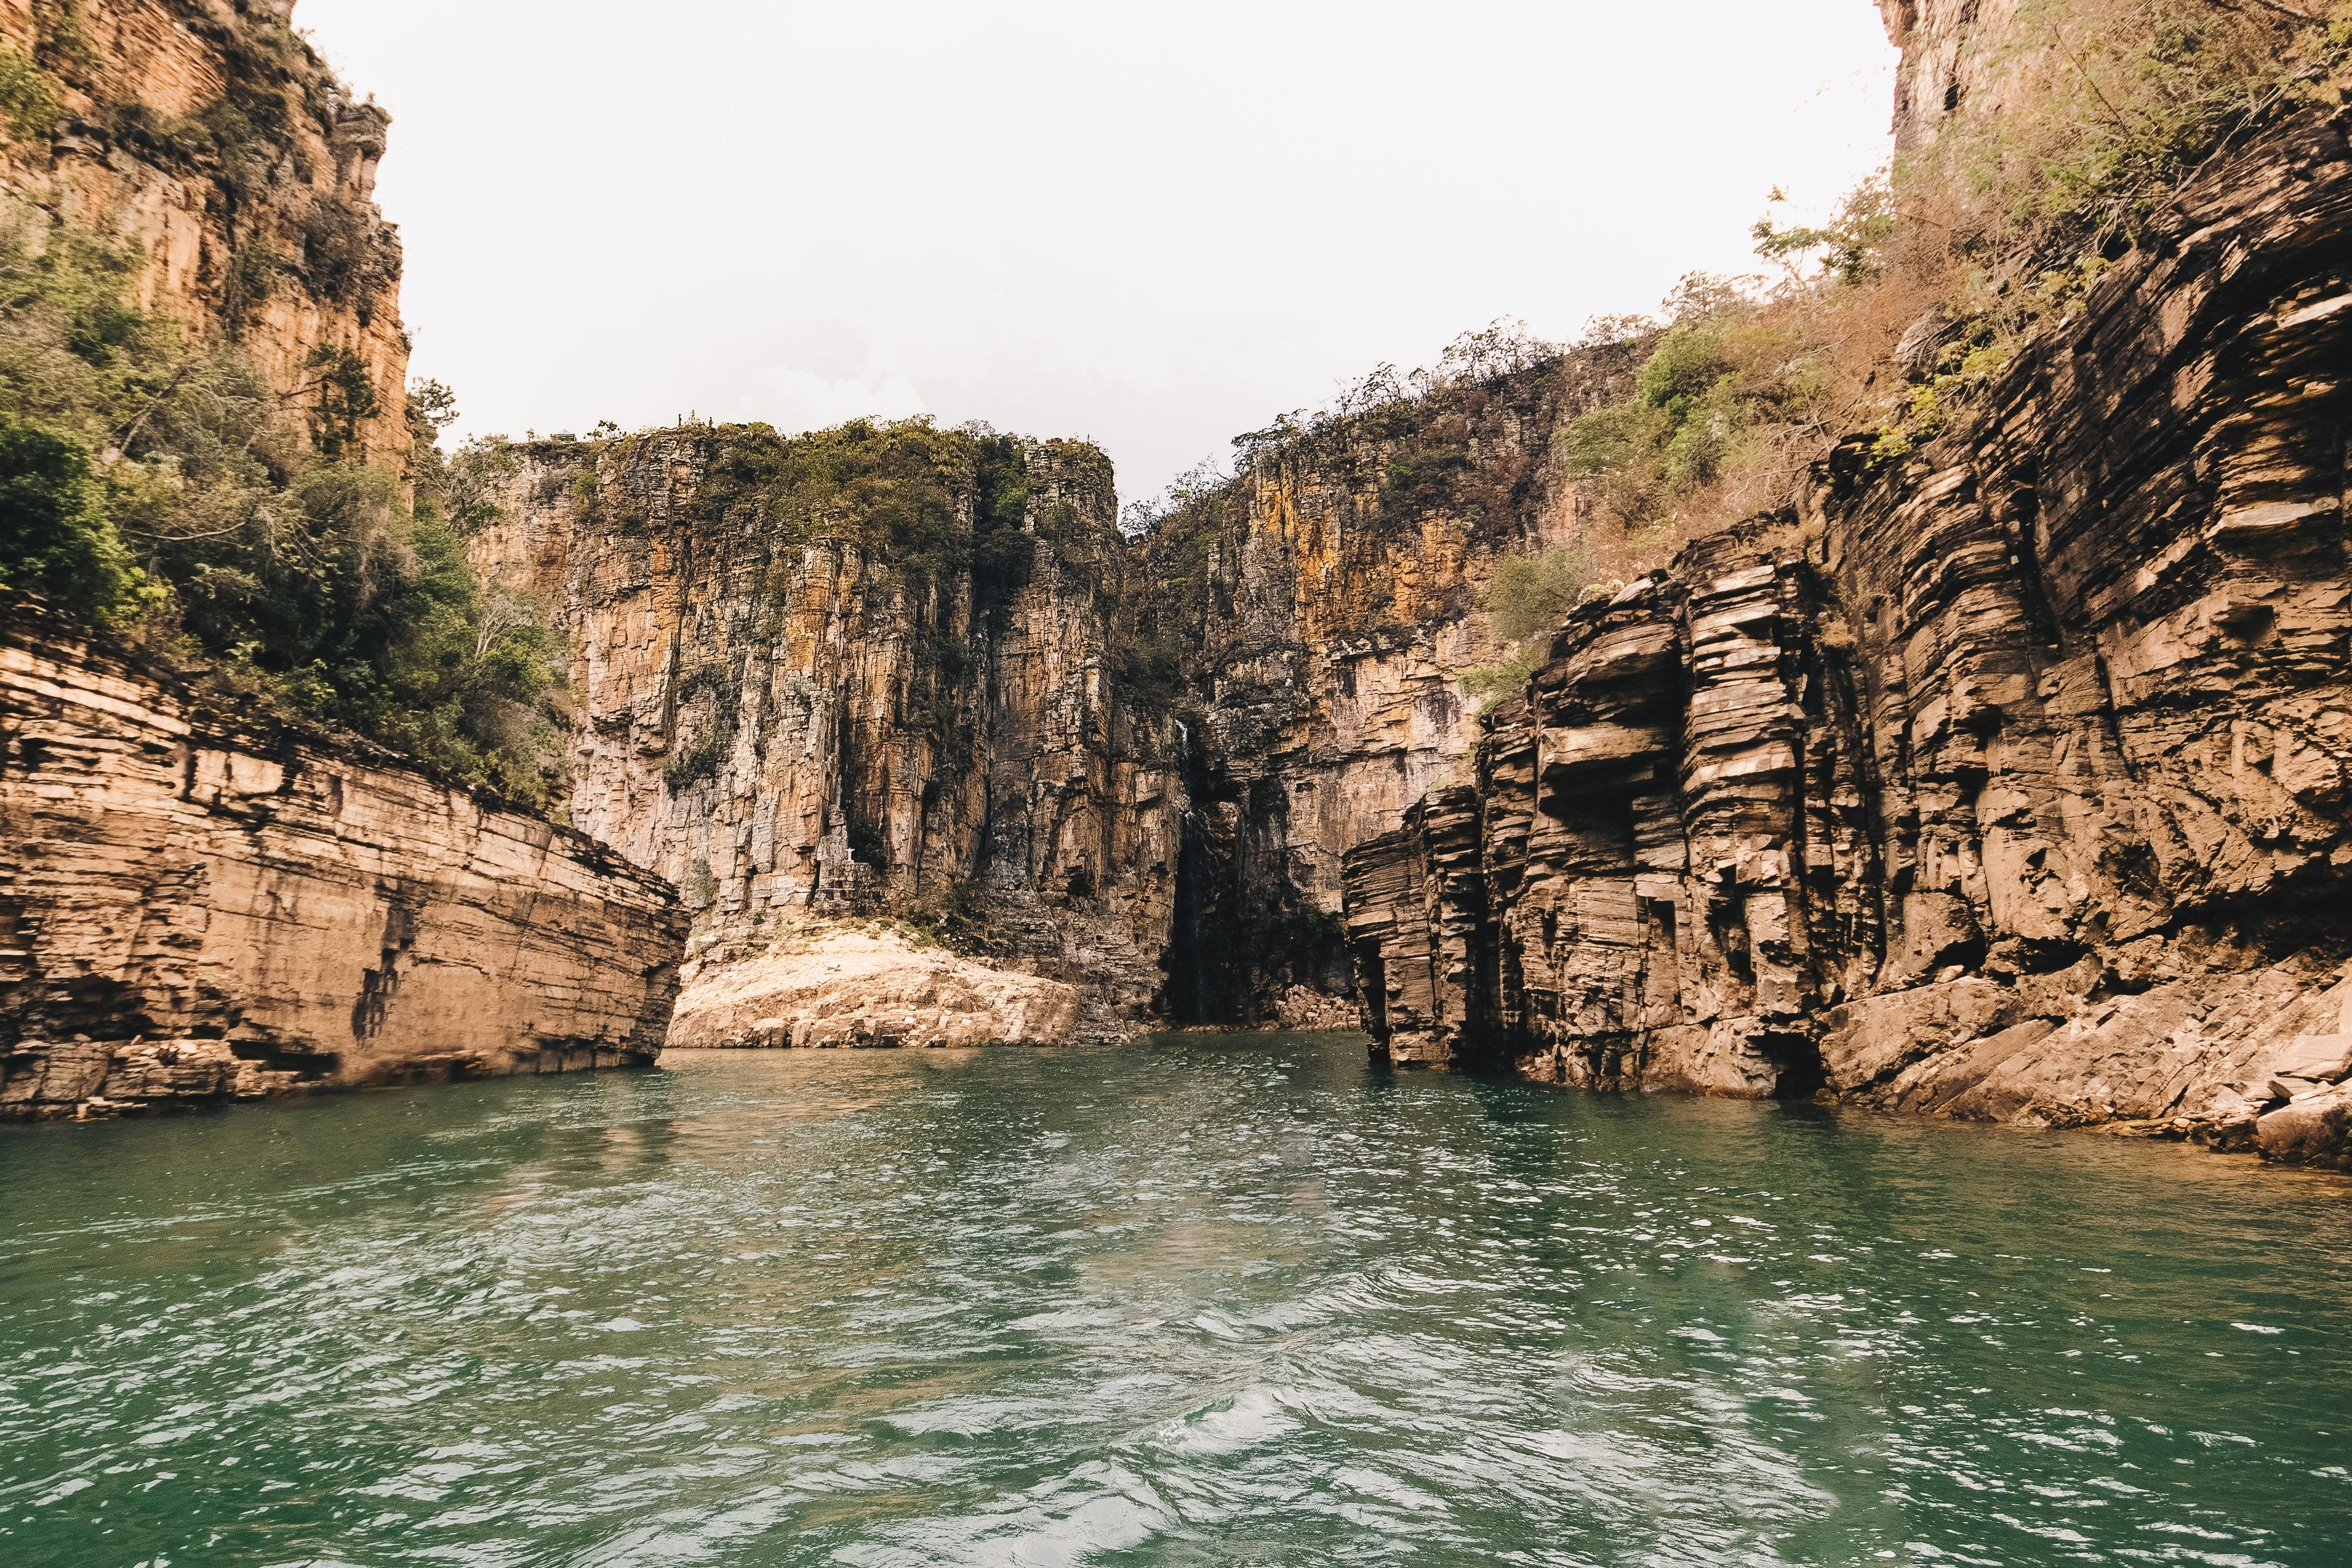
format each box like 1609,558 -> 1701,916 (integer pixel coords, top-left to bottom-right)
4,0 -> 2352,1172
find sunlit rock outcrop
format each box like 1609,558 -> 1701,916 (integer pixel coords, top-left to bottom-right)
0,0 -> 412,462
0,604 -> 685,1118
1347,107 -> 2352,1170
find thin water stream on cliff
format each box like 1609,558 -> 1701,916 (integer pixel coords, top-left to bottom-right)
2,1035 -> 2348,1567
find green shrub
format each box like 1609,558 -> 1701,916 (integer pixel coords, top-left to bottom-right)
299,198 -> 384,303
0,418 -> 154,624
970,433 -> 1033,607
663,736 -> 724,791
1458,644 -> 1544,708
1485,546 -> 1596,645
0,203 -> 568,805
1110,631 -> 1186,716
0,47 -> 59,142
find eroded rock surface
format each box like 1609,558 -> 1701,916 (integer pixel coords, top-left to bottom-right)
471,357 -> 1641,1040
1,607 -> 686,1117
0,0 -> 412,461
473,435 -> 1175,1043
1347,108 -> 2352,1169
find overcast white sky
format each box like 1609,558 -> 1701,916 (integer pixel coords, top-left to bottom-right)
298,0 -> 1899,505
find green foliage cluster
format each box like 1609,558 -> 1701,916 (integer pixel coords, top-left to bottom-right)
1458,546 -> 1599,708
0,206 -> 568,806
298,197 -> 391,305
678,417 -> 1030,594
1942,0 -> 2352,261
1109,630 -> 1187,718
1560,283 -> 1818,542
765,418 -> 972,579
970,432 -> 1033,607
1562,1 -> 2352,541
662,664 -> 737,791
0,46 -> 60,141
901,878 -> 985,947
1484,545 -> 1599,645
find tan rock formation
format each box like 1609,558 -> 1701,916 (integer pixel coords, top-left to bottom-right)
465,356 -> 1644,1044
470,431 -> 1175,1045
1346,104 -> 2352,1170
0,0 -> 409,461
0,603 -> 686,1118
1127,349 -> 1642,1023
668,918 -> 1077,1051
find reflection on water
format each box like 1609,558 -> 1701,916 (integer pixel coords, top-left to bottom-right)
2,1034 -> 2349,1566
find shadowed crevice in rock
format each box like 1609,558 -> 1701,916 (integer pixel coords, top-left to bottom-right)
1345,104 -> 2352,1170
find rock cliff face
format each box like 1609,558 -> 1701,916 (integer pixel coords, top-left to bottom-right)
0,603 -> 686,1118
1878,1 -> 2030,151
1346,105 -> 2352,1170
1128,352 -> 1640,1023
471,427 -> 1177,1042
472,355 -> 1640,1039
0,0 -> 409,461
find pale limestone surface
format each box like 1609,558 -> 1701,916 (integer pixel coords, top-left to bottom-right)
668,919 -> 1078,1050
0,611 -> 686,1118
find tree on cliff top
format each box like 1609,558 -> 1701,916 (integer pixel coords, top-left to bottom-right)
1561,0 -> 2352,561
0,203 -> 568,807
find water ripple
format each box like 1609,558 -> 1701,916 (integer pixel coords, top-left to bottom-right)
1,1037 -> 2348,1565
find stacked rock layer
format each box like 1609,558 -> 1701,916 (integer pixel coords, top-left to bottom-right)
0,605 -> 686,1117
1347,106 -> 2352,1170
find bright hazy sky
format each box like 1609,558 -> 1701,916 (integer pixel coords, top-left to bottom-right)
299,0 -> 1899,505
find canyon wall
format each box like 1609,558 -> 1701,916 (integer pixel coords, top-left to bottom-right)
1128,349 -> 1639,1022
0,0 -> 409,461
472,427 -> 1177,1042
1347,103 -> 2352,1170
0,601 -> 686,1118
471,352 -> 1641,1036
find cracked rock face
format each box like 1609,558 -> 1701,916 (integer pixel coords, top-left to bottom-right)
473,356 -> 1643,1040
1345,107 -> 2352,1170
473,436 -> 1179,1042
0,0 -> 413,463
0,609 -> 687,1118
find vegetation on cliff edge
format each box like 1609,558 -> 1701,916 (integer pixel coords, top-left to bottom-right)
1562,0 -> 2352,564
0,205 -> 567,806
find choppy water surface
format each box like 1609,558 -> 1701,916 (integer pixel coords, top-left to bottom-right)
3,1036 -> 2349,1567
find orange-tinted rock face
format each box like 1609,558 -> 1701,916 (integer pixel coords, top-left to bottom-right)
469,352 -> 1644,1037
1346,106 -> 2352,1170
0,604 -> 686,1118
1130,350 -> 1641,1022
0,0 -> 409,462
472,432 -> 1180,1039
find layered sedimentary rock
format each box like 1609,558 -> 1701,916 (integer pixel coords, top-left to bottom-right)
0,604 -> 686,1117
472,355 -> 1641,1040
1109,350 -> 1641,1022
0,0 -> 409,460
1348,105 -> 2352,1168
472,430 -> 1177,1043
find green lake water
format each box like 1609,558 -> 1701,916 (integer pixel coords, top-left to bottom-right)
2,1033 -> 2348,1566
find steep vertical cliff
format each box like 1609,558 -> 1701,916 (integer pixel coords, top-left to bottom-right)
0,0 -> 409,461
471,425 -> 1178,1042
1126,348 -> 1641,1023
0,1 -> 690,1116
1,600 -> 685,1117
1345,96 -> 2352,1169
473,350 -> 1643,1039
